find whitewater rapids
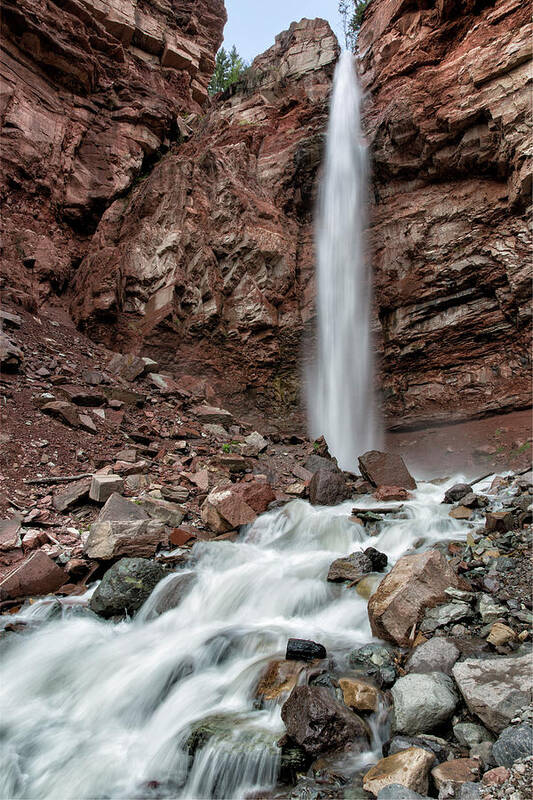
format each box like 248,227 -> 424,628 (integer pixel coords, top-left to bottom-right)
0,479 -> 476,800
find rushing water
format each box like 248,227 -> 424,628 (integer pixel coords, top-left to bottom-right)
0,479 -> 475,800
308,51 -> 380,470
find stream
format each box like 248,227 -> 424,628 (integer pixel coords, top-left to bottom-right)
0,478 -> 477,800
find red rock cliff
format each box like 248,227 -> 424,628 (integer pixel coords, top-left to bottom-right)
0,0 -> 225,305
359,0 -> 531,429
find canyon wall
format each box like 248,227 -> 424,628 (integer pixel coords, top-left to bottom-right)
0,0 -> 225,305
359,0 -> 532,429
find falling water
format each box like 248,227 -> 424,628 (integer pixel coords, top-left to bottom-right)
0,479 -> 474,800
308,51 -> 380,469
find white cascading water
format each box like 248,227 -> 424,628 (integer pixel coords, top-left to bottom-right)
308,51 -> 380,470
0,479 -> 479,800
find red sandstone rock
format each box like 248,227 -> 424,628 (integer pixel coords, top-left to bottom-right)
201,480 -> 275,533
359,451 -> 417,491
0,550 -> 67,599
373,486 -> 412,502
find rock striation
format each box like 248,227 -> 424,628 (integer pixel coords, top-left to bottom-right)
0,0 -> 225,306
358,0 -> 532,428
70,18 -> 340,422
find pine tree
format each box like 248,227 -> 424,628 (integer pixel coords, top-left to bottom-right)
338,0 -> 371,50
208,45 -> 247,96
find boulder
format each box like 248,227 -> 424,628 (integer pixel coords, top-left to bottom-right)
384,734 -> 449,764
256,659 -> 306,702
431,758 -> 481,791
391,672 -> 459,735
452,654 -> 533,733
304,454 -> 339,474
84,520 -> 167,560
0,332 -> 23,371
327,551 -> 372,583
443,484 -> 472,504
358,451 -> 416,490
367,549 -> 464,645
107,353 -> 147,382
89,558 -> 166,618
139,572 -> 195,619
97,493 -> 149,523
485,511 -> 514,533
0,551 -> 67,599
201,481 -> 275,533
492,724 -> 533,767
286,638 -> 326,662
406,637 -> 460,676
89,475 -> 124,503
281,685 -> 369,757
339,678 -> 379,711
487,622 -> 516,647
137,497 -> 185,527
309,469 -> 347,506
363,747 -> 435,797
52,477 -> 91,512
482,766 -> 510,787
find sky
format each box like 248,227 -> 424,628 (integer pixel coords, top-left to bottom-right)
223,0 -> 343,64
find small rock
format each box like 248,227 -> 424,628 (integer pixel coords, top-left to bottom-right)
193,405 -> 233,425
406,637 -> 460,676
107,353 -> 147,382
0,519 -> 22,551
0,332 -> 23,371
89,558 -> 165,618
286,638 -> 326,662
377,785 -> 430,800
137,497 -> 185,527
485,511 -> 514,533
89,475 -> 124,503
492,723 -> 533,767
256,659 -> 306,702
339,677 -> 379,711
421,601 -> 472,633
449,506 -> 473,520
482,766 -> 510,786
363,747 -> 434,797
281,685 -> 368,757
391,672 -> 459,735
453,723 -> 493,748
374,485 -> 412,502
431,758 -> 481,791
443,484 -> 472,504
487,622 -> 516,647
327,551 -> 372,583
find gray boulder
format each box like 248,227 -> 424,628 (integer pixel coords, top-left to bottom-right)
89,558 -> 166,618
453,722 -> 493,748
309,469 -> 347,506
97,493 -> 149,523
452,653 -> 533,733
281,685 -> 368,757
84,519 -> 167,560
492,723 -> 533,767
327,551 -> 372,583
407,638 -> 460,676
443,483 -> 472,504
391,672 -> 459,735
377,785 -> 430,800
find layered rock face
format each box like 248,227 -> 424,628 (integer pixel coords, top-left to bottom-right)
0,0 -> 225,305
359,0 -> 532,429
71,19 -> 339,420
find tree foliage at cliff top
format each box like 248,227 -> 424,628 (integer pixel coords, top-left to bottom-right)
209,45 -> 247,95
339,0 -> 371,50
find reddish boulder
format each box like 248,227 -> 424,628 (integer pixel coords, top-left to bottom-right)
309,469 -> 348,506
41,401 -> 80,428
0,550 -> 67,599
373,486 -> 412,502
367,549 -> 463,645
359,451 -> 416,491
201,481 -> 275,533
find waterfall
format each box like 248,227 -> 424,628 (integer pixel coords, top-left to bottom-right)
308,51 -> 380,470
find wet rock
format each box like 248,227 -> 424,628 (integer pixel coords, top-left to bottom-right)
364,547 -> 388,572
368,549 -> 464,645
41,400 -> 80,428
286,638 -> 326,662
281,685 -> 369,757
358,451 -> 416,490
0,550 -> 67,599
186,714 -> 243,757
97,493 -> 149,523
327,551 -> 372,583
373,486 -> 412,502
431,758 -> 481,792
492,724 -> 533,767
107,353 -> 147,382
141,572 -> 196,619
449,506 -> 473,520
256,659 -> 306,703
485,511 -> 514,533
376,785 -> 430,800
84,520 -> 167,560
406,637 -> 460,676
52,477 -> 91,512
278,738 -> 310,785
89,558 -> 166,618
349,643 -> 397,688
0,333 -> 23,371
363,747 -> 434,797
420,601 -> 473,633
339,678 -> 379,711
89,475 -> 124,503
391,672 -> 459,735
384,734 -> 449,764
460,493 -> 488,509
452,654 -> 533,733
443,484 -> 472,504
309,469 -> 348,506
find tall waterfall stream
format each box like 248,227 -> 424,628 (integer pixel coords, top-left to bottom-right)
308,52 -> 380,469
0,480 -> 475,800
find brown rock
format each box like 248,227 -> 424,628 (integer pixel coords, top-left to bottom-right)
363,747 -> 435,797
201,481 -> 275,532
52,477 -> 91,512
449,505 -> 473,520
359,451 -> 416,491
339,678 -> 379,712
0,550 -> 67,599
97,493 -> 149,523
84,520 -> 168,560
41,401 -> 80,428
0,333 -> 23,371
281,685 -> 369,758
487,622 -> 516,647
169,528 -> 197,547
482,766 -> 510,786
431,758 -> 481,791
367,549 -> 463,645
309,469 -> 348,506
0,519 -> 21,551
373,486 -> 412,502
485,511 -> 514,533
256,659 -> 306,702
